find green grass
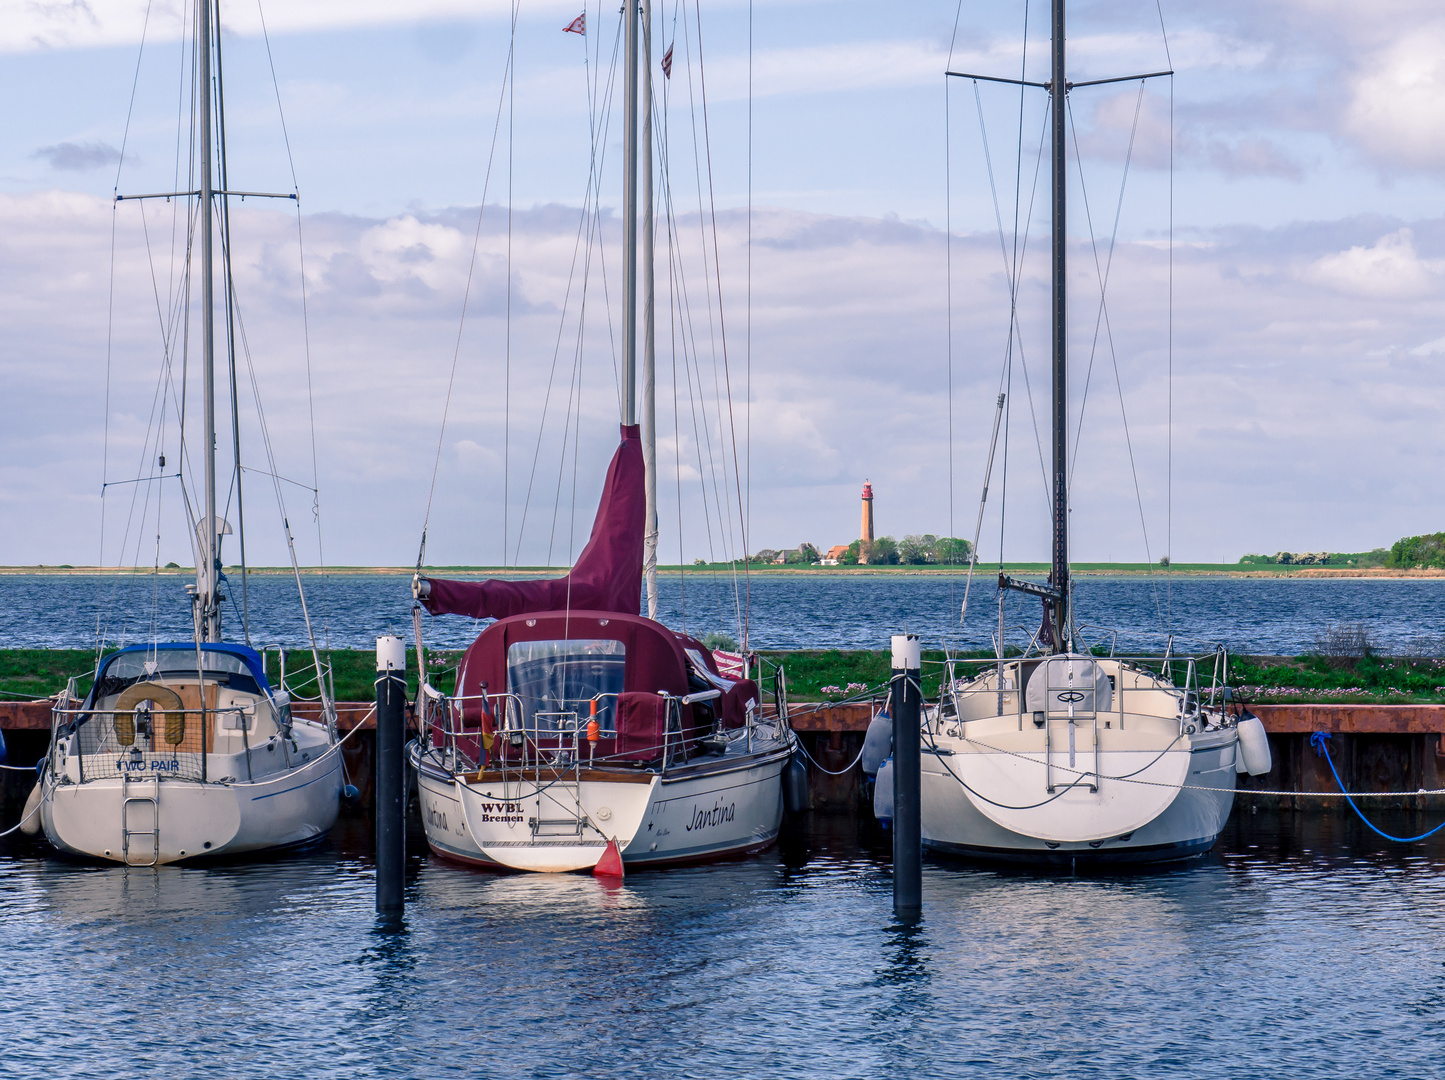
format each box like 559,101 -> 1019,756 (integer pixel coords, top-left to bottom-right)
0,649 -> 98,701
0,647 -> 461,704
6,648 -> 1444,706
1230,654 -> 1445,704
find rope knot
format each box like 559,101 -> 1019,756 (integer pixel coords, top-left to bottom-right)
1309,731 -> 1331,757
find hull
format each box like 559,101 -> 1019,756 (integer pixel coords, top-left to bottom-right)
414,742 -> 787,872
41,737 -> 343,866
920,732 -> 1237,866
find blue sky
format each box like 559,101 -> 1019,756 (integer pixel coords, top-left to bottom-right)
3,0 -> 1445,570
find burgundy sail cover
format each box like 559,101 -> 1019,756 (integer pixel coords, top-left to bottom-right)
422,424 -> 644,620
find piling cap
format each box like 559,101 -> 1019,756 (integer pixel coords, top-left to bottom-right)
891,633 -> 921,671
376,635 -> 406,673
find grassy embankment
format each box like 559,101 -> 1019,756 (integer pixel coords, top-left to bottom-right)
5,647 -> 1443,706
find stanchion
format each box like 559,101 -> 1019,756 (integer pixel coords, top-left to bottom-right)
375,634 -> 406,920
891,633 -> 922,917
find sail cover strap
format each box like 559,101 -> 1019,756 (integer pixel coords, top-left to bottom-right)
422,424 -> 645,620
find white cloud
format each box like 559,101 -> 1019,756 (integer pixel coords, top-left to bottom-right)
1304,228 -> 1445,299
0,0 -> 566,53
1343,23 -> 1445,170
5,188 -> 1445,567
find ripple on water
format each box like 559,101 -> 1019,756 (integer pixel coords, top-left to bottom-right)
4,573 -> 1445,654
4,811 -> 1445,1077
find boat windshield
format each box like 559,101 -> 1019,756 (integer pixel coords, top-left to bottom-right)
93,648 -> 265,699
506,639 -> 625,734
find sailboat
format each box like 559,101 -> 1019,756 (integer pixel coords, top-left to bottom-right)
408,0 -> 793,873
32,0 -> 343,865
917,0 -> 1271,865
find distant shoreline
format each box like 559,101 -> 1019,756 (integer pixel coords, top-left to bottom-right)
2,565 -> 1442,579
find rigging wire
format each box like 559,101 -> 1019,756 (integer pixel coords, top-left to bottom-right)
662,0 -> 729,630
690,0 -> 750,649
1064,95 -> 1165,637
1067,80 -> 1145,482
258,0 -> 330,646
672,0 -> 744,639
515,15 -> 624,564
418,0 -> 522,567
506,0 -> 516,568
212,12 -> 251,645
971,81 -> 1052,524
1156,0 -> 1176,628
745,0 -> 752,644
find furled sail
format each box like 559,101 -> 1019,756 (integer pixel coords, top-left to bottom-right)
421,424 -> 644,620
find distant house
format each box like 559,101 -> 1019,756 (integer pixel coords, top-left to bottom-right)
773,549 -> 792,565
821,544 -> 849,567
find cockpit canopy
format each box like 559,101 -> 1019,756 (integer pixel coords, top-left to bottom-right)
88,643 -> 273,706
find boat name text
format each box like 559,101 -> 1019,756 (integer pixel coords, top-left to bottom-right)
686,800 -> 736,832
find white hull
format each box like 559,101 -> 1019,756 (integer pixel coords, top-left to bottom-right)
920,733 -> 1237,864
919,655 -> 1243,866
41,728 -> 343,866
413,742 -> 787,872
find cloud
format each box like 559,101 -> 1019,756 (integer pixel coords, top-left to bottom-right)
1303,228 -> 1445,299
0,0 -> 566,53
1342,23 -> 1445,170
32,140 -> 121,172
4,189 -> 1445,568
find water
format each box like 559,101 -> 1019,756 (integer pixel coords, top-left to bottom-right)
3,811 -> 1445,1078
4,572 -> 1444,655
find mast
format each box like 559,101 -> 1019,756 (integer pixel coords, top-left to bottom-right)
198,0 -> 221,642
621,0 -> 639,430
1048,0 -> 1069,651
642,0 -> 659,619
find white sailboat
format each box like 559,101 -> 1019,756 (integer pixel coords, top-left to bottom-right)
917,0 -> 1271,865
32,0 -> 343,865
408,0 -> 792,873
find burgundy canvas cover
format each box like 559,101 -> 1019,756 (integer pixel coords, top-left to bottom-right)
719,679 -> 760,730
453,610 -> 704,760
614,691 -> 671,761
422,424 -> 644,621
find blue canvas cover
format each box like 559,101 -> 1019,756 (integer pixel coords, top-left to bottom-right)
91,643 -> 275,704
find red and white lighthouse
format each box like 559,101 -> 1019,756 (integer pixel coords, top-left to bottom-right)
859,480 -> 874,563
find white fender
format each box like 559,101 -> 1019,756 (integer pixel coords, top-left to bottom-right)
1237,713 -> 1272,777
874,758 -> 894,823
20,779 -> 43,836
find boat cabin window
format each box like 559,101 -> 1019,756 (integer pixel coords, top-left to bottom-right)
92,649 -> 264,701
506,639 -> 625,735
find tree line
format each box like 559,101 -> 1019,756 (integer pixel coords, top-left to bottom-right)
749,535 -> 973,567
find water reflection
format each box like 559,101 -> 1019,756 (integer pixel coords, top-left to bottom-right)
5,810 -> 1445,1078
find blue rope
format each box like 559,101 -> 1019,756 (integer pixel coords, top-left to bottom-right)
1311,731 -> 1445,842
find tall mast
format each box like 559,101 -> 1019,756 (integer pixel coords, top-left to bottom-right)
198,0 -> 221,642
1049,0 -> 1069,651
642,0 -> 659,619
621,0 -> 639,429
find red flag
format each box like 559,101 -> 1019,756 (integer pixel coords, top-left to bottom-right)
563,11 -> 585,34
660,42 -> 674,79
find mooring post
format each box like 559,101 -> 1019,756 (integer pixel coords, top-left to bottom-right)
892,632 -> 922,916
375,634 -> 406,920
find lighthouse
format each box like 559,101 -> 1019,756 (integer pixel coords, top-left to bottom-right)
859,480 -> 874,564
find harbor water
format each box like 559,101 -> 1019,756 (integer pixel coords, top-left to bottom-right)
3,810 -> 1445,1078
3,572 -> 1444,655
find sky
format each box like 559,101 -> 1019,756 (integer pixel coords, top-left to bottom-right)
2,0 -> 1445,571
